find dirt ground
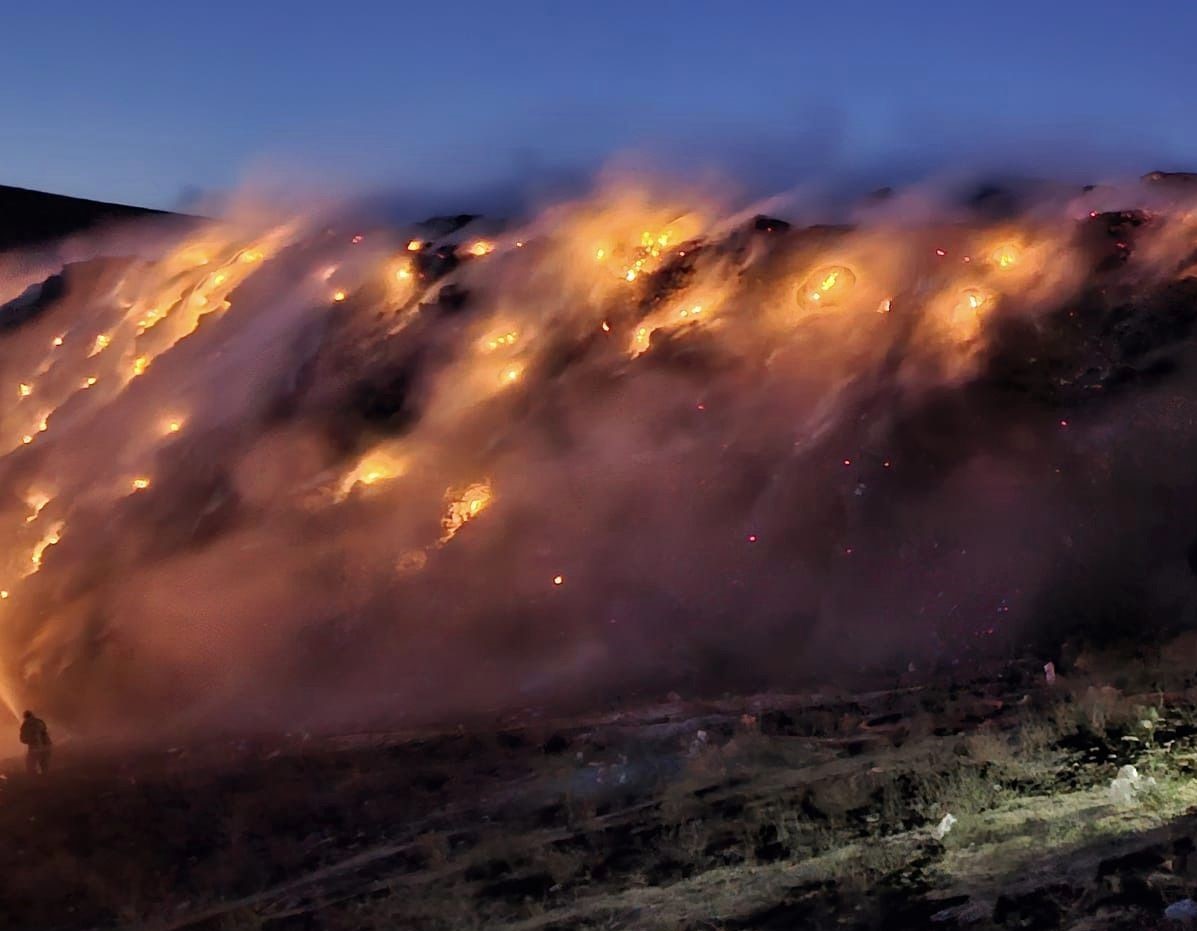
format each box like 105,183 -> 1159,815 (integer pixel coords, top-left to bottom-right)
7,645 -> 1197,930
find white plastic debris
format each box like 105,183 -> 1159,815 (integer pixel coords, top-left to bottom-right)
1043,661 -> 1056,684
1165,898 -> 1197,923
932,813 -> 957,840
1108,764 -> 1157,805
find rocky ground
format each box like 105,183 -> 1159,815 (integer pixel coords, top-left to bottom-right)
6,642 -> 1197,930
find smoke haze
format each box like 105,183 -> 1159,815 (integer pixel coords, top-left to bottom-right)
4,171 -> 1197,739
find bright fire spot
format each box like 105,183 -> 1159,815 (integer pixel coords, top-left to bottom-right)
601,321 -> 611,332
950,287 -> 994,336
21,435 -> 32,445
132,356 -> 149,377
131,478 -> 151,491
406,240 -> 423,252
239,250 -> 262,263
29,522 -> 63,572
991,243 -> 1021,269
396,265 -> 413,281
213,272 -> 227,285
333,290 -> 347,303
625,270 -> 638,282
440,481 -> 494,543
800,265 -> 856,307
163,418 -> 183,435
18,383 -> 31,398
337,451 -> 405,499
483,331 -> 519,352
37,416 -> 48,433
351,234 -> 364,244
633,326 -> 651,352
90,333 -> 111,356
1,591 -> 8,600
595,248 -> 607,261
964,289 -> 989,311
501,365 -> 523,385
553,575 -> 564,586
467,240 -> 495,257
52,336 -> 64,347
877,298 -> 893,314
83,376 -> 97,388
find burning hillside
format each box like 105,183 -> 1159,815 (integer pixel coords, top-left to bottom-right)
3,176 -> 1197,736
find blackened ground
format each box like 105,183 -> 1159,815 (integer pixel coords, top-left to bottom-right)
6,641 -> 1197,929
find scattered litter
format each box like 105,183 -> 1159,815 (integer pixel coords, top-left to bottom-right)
1043,661 -> 1056,684
932,813 -> 957,840
1165,898 -> 1197,923
1108,764 -> 1157,805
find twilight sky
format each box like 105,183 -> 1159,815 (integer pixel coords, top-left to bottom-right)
2,0 -> 1193,210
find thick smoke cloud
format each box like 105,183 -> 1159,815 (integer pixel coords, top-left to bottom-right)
3,173 -> 1197,740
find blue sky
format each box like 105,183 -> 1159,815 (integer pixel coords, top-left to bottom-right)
2,0 -> 1193,209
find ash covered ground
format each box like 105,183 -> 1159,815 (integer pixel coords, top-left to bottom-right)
6,174 -> 1197,928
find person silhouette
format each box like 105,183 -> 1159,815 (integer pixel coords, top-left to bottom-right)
19,710 -> 51,775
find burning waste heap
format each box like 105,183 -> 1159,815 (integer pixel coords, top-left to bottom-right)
3,176 -> 1197,736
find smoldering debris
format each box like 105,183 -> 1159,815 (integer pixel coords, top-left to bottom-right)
2,175 -> 1197,737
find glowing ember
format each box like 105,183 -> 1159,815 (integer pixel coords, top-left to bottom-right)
83,376 -> 97,388
333,290 -> 347,302
553,575 -> 564,585
483,331 -> 519,352
406,240 -> 423,252
501,365 -> 523,384
130,478 -> 150,491
991,243 -> 1021,269
337,450 -> 405,499
90,333 -> 110,356
51,336 -> 63,347
17,383 -> 31,398
440,481 -> 494,543
467,240 -> 495,257
800,265 -> 856,307
132,356 -> 149,377
29,522 -> 63,573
